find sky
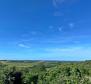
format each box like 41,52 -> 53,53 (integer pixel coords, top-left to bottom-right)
0,0 -> 91,61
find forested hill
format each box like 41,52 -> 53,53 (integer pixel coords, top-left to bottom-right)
0,60 -> 91,84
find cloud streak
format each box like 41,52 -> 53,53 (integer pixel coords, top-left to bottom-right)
45,47 -> 83,52
53,0 -> 65,8
52,0 -> 77,8
44,46 -> 91,59
18,43 -> 30,48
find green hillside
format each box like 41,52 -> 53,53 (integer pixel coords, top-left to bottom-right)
0,60 -> 91,84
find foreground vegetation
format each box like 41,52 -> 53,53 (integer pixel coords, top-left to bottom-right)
0,60 -> 91,84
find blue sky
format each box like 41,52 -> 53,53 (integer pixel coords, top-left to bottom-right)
0,0 -> 91,61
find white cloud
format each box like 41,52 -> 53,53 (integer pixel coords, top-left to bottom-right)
69,22 -> 74,28
49,25 -> 63,32
53,0 -> 65,8
58,26 -> 63,32
52,0 -> 77,8
45,47 -> 83,52
18,43 -> 30,48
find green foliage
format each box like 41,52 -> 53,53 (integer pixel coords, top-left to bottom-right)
0,61 -> 91,84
